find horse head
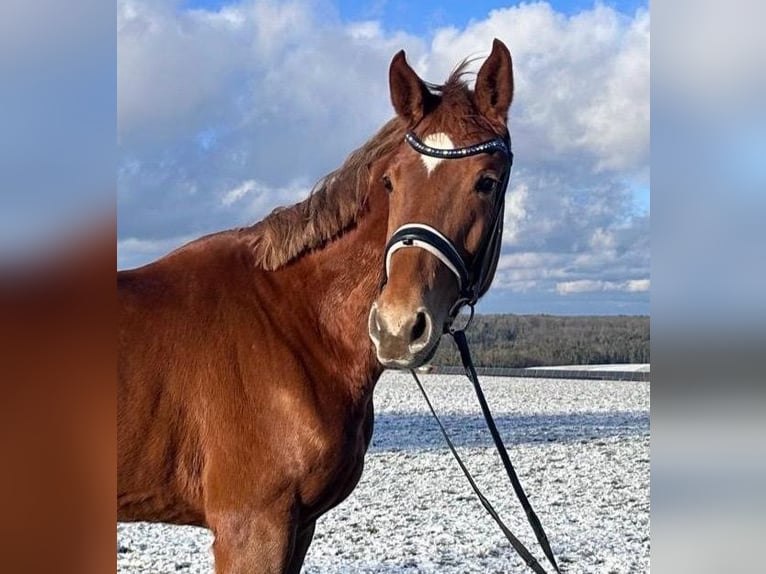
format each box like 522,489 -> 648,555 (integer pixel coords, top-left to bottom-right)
369,39 -> 515,369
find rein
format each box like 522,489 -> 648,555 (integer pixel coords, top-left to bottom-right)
409,328 -> 561,574
387,130 -> 561,572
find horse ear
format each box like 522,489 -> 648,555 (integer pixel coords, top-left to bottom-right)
475,39 -> 514,126
389,50 -> 435,124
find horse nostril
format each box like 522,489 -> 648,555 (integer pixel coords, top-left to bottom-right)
410,311 -> 427,344
368,305 -> 381,340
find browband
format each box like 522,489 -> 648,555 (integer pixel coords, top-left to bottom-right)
404,131 -> 511,160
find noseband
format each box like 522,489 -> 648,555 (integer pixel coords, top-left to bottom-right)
382,130 -> 513,330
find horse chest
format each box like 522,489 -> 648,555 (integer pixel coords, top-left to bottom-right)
296,408 -> 374,519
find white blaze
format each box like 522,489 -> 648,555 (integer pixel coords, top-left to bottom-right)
420,132 -> 454,175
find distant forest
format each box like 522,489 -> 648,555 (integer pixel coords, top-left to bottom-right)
432,314 -> 650,368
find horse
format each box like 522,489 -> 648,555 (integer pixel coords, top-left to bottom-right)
118,39 -> 515,573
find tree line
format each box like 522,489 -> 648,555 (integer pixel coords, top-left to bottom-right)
432,314 -> 650,368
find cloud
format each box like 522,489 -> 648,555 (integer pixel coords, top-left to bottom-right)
117,1 -> 650,313
426,2 -> 649,172
555,278 -> 650,295
117,0 -> 425,241
219,178 -> 311,219
502,182 -> 529,246
625,279 -> 650,292
221,179 -> 258,207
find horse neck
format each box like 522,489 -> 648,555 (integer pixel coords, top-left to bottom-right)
291,187 -> 388,403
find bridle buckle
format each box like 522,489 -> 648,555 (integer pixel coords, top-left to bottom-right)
447,301 -> 475,334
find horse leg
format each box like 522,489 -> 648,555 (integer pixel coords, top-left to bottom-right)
209,504 -> 297,574
284,520 -> 316,574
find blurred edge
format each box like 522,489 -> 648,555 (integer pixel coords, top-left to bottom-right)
0,220 -> 117,574
652,0 -> 766,573
0,0 -> 116,572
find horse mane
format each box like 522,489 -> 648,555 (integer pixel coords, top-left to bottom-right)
245,117 -> 404,270
248,62 -> 490,271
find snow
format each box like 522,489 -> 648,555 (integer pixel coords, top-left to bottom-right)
118,372 -> 650,573
532,364 -> 650,373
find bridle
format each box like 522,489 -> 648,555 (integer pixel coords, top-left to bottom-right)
382,130 -> 513,331
380,130 -> 562,573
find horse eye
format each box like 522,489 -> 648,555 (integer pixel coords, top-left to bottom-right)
382,175 -> 393,193
475,176 -> 498,194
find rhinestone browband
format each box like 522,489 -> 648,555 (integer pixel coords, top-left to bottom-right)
405,131 -> 511,160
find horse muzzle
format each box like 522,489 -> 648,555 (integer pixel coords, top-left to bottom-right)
368,302 -> 439,368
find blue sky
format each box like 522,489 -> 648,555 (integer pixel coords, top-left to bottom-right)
181,0 -> 648,45
118,0 -> 649,315
183,0 -> 647,31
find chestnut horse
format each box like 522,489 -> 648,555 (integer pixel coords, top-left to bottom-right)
119,39 -> 514,573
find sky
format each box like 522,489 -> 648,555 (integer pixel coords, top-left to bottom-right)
117,0 -> 650,315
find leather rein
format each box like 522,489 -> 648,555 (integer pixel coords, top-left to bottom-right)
384,130 -> 562,573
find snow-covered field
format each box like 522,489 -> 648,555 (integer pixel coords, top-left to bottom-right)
118,372 -> 650,573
